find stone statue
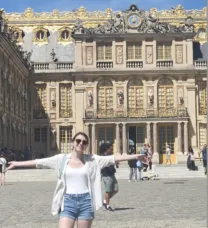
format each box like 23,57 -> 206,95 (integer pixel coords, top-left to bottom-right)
182,17 -> 194,33
72,18 -> 85,34
117,90 -> 124,105
148,89 -> 154,106
88,90 -> 93,107
51,90 -> 56,108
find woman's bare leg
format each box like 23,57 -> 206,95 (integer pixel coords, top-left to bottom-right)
77,219 -> 93,228
59,217 -> 76,228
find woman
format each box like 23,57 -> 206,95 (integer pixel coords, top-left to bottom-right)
6,132 -> 144,228
0,153 -> 7,185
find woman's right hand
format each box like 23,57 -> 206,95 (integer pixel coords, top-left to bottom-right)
5,161 -> 19,171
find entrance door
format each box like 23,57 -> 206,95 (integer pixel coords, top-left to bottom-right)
159,126 -> 175,163
128,126 -> 144,153
98,127 -> 114,154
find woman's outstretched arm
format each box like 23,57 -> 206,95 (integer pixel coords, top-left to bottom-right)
6,160 -> 36,171
114,153 -> 144,162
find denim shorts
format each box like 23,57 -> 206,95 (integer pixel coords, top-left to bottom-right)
59,192 -> 94,221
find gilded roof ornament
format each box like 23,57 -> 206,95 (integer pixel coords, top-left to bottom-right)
24,7 -> 34,18
72,5 -> 195,35
175,4 -> 184,16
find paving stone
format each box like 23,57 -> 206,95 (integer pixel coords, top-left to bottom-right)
0,179 -> 206,228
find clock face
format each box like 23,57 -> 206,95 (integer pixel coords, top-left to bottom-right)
127,14 -> 140,28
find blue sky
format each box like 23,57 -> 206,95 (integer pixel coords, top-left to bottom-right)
1,0 -> 206,12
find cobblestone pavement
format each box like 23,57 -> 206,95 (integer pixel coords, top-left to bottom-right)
0,179 -> 206,228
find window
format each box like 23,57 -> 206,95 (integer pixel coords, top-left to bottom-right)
127,42 -> 142,60
35,84 -> 47,110
198,80 -> 207,115
61,30 -> 69,40
59,83 -> 72,118
128,79 -> 143,110
34,127 -> 47,142
158,78 -> 173,110
199,124 -> 207,148
157,42 -> 172,60
36,30 -> 45,40
98,127 -> 114,148
97,43 -> 112,61
60,126 -> 72,153
97,80 -> 113,111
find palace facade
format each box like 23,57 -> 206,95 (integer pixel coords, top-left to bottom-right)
1,4 -> 207,163
0,11 -> 31,151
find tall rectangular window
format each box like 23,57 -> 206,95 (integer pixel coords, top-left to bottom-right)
60,126 -> 72,153
34,127 -> 47,142
97,43 -> 112,61
157,42 -> 172,60
35,84 -> 47,110
59,83 -> 72,118
127,42 -> 142,60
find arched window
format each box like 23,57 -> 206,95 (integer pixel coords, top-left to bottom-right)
61,30 -> 69,40
198,80 -> 207,115
127,79 -> 143,110
97,79 -> 113,111
158,78 -> 173,110
36,30 -> 45,40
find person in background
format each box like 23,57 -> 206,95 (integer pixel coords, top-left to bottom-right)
128,147 -> 137,182
147,144 -> 153,170
202,144 -> 207,175
165,145 -> 172,165
0,153 -> 7,185
100,143 -> 118,212
136,158 -> 143,181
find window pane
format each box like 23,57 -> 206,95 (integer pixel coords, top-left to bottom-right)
41,127 -> 47,142
35,128 -> 41,142
105,44 -> 112,60
97,45 -> 104,61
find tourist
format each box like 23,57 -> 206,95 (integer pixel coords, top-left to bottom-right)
100,143 -> 118,211
127,147 -> 137,182
187,146 -> 196,171
136,158 -> 143,181
0,153 -> 7,186
202,144 -> 207,175
165,145 -> 172,165
6,132 -> 145,228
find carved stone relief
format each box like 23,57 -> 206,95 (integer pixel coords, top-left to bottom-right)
146,46 -> 153,64
86,88 -> 94,108
177,87 -> 184,106
116,46 -> 123,64
175,45 -> 183,64
86,46 -> 93,65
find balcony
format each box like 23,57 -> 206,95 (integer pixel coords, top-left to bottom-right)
96,61 -> 113,69
156,60 -> 173,68
126,61 -> 143,68
85,108 -> 188,119
33,110 -> 48,119
194,60 -> 207,69
33,62 -> 74,73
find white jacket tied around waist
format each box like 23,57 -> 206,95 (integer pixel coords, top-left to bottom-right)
35,153 -> 115,216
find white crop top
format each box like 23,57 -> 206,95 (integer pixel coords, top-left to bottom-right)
65,163 -> 89,194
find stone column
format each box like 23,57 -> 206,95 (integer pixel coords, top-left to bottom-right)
146,122 -> 151,144
122,123 -> 127,154
177,122 -> 182,153
153,122 -> 157,153
116,123 -> 120,154
91,123 -> 96,154
184,121 -> 188,154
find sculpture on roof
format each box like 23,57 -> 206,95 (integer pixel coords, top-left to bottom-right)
72,4 -> 195,35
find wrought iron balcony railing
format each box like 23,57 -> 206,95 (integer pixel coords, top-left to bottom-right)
85,108 -> 188,119
33,110 -> 48,119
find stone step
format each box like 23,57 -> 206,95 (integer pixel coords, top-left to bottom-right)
4,165 -> 206,182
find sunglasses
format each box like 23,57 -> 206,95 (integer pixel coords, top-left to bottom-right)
75,139 -> 88,146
